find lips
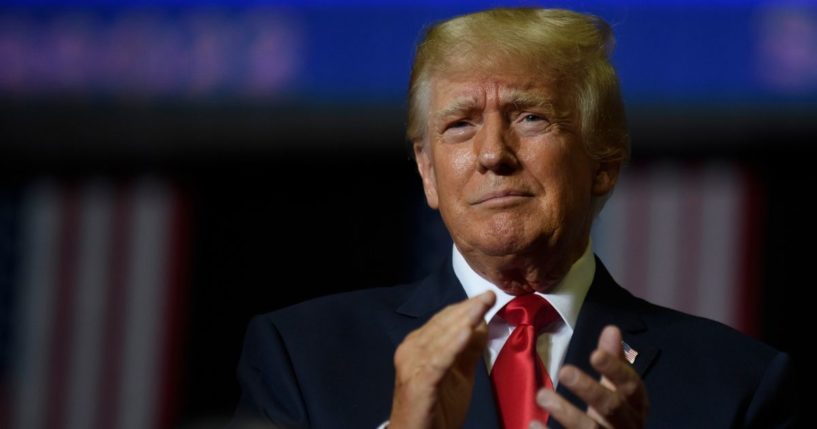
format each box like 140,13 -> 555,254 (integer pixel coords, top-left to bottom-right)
471,189 -> 534,205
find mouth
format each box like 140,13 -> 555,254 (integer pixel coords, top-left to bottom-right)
471,190 -> 534,206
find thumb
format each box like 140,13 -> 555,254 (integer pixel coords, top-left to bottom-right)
597,325 -> 623,391
598,325 -> 623,358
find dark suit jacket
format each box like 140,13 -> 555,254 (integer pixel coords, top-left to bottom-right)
231,257 -> 797,428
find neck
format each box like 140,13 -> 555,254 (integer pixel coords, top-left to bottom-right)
457,237 -> 588,295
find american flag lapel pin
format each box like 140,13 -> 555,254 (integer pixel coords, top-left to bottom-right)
622,341 -> 638,365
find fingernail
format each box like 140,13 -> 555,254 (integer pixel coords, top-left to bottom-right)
536,389 -> 554,408
561,368 -> 577,385
529,420 -> 546,429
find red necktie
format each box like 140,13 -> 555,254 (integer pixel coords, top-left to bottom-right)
490,294 -> 560,429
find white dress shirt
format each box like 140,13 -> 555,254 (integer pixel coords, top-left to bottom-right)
453,241 -> 595,385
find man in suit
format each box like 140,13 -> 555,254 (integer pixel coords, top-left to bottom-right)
231,8 -> 796,429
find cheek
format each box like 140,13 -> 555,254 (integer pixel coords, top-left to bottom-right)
451,151 -> 472,174
532,150 -> 594,210
562,166 -> 596,213
433,147 -> 472,194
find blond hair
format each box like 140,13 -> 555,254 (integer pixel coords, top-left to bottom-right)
407,8 -> 630,164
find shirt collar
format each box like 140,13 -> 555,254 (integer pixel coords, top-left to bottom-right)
452,241 -> 595,330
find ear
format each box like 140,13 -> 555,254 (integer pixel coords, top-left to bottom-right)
591,161 -> 621,197
413,141 -> 440,209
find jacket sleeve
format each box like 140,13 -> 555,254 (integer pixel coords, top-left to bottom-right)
228,315 -> 310,429
744,352 -> 799,429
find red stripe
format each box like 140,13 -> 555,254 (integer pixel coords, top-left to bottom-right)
737,167 -> 763,337
94,184 -> 132,429
676,164 -> 703,315
44,185 -> 81,429
155,186 -> 190,429
625,166 -> 651,297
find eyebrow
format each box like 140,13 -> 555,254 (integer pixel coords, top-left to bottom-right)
433,89 -> 557,123
434,96 -> 482,121
503,90 -> 556,112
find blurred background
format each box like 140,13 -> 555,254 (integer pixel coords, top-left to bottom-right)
1,0 -> 814,427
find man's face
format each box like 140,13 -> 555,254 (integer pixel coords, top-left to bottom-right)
414,65 -> 617,268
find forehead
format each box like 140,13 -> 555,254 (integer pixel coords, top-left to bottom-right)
426,50 -> 563,99
432,74 -> 546,99
427,68 -> 564,113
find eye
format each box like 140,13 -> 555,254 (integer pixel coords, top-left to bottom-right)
447,120 -> 470,129
440,118 -> 476,142
514,112 -> 551,135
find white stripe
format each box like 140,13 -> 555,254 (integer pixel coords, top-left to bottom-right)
64,181 -> 114,429
12,181 -> 61,429
644,165 -> 683,308
116,179 -> 171,429
620,170 -> 651,298
595,164 -> 744,327
592,169 -> 631,287
695,165 -> 742,328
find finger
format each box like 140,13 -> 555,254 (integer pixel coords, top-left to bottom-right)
428,291 -> 496,333
413,291 -> 495,351
456,321 -> 490,375
426,291 -> 495,350
597,325 -> 623,357
403,293 -> 495,374
443,319 -> 489,361
468,290 -> 496,325
593,326 -> 644,398
558,365 -> 635,427
459,290 -> 496,328
590,349 -> 648,412
536,388 -> 601,429
465,320 -> 489,354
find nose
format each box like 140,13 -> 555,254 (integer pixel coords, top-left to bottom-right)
475,114 -> 519,175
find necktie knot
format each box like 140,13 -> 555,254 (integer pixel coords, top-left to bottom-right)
498,294 -> 558,331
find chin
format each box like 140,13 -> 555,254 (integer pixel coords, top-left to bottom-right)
471,234 -> 537,257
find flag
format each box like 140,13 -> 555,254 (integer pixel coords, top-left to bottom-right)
622,341 -> 638,365
1,177 -> 188,429
593,162 -> 760,335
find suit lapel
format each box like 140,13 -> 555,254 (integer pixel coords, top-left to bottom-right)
550,257 -> 660,429
386,258 -> 501,429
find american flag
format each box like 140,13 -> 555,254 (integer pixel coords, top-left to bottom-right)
622,341 -> 638,365
0,177 -> 188,429
592,162 -> 760,335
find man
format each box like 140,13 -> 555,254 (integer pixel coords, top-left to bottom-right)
231,8 -> 796,429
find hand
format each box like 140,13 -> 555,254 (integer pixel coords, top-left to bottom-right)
532,325 -> 648,429
388,291 -> 496,429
